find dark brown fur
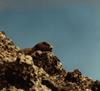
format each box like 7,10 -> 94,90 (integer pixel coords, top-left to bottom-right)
32,42 -> 53,52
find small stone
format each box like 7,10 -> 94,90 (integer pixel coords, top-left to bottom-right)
0,31 -> 6,39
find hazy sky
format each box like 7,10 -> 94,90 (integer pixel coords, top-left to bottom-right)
0,0 -> 100,80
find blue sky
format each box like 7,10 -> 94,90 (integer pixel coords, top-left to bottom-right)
0,0 -> 100,80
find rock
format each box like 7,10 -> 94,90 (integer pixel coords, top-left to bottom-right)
92,80 -> 100,91
0,31 -> 99,91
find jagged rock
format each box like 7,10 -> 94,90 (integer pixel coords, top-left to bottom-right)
0,31 -> 51,91
0,31 -> 99,91
92,80 -> 100,91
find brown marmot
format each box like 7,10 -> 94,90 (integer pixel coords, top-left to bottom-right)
18,42 -> 53,55
32,41 -> 53,52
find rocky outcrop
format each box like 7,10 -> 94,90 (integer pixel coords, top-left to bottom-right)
0,31 -> 100,91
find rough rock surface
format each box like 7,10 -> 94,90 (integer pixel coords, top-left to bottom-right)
0,31 -> 100,91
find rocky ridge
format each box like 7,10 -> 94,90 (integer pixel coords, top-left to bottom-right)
0,31 -> 100,91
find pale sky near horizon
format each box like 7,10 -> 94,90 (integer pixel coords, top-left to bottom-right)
0,0 -> 100,80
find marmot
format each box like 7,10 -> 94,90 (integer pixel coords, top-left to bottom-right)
18,48 -> 32,55
18,42 -> 53,55
32,41 -> 53,52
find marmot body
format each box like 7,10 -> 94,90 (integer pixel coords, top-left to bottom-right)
18,48 -> 32,55
18,42 -> 53,55
32,41 -> 53,52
